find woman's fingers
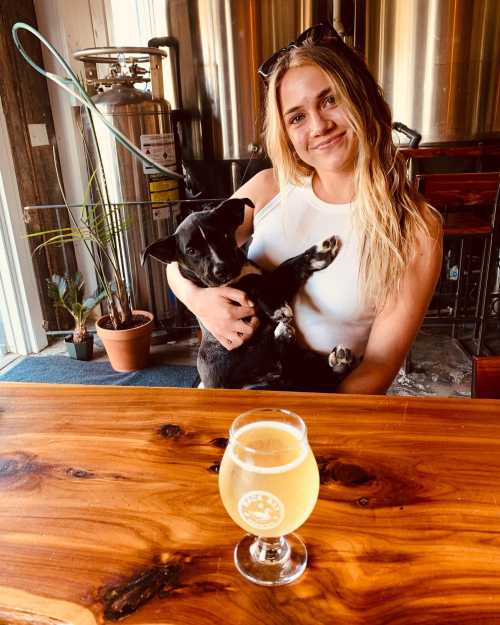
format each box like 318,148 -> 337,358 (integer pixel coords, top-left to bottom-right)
221,305 -> 255,321
219,336 -> 234,351
247,315 -> 260,329
234,316 -> 259,337
227,317 -> 260,350
215,333 -> 240,351
222,287 -> 255,309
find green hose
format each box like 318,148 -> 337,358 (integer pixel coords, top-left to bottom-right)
12,22 -> 183,181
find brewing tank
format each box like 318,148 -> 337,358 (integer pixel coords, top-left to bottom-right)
363,0 -> 500,144
166,0 -> 499,159
75,47 -> 182,324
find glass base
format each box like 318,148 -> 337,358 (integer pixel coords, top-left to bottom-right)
234,534 -> 308,586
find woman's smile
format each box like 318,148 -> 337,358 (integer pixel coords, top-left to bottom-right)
310,131 -> 347,151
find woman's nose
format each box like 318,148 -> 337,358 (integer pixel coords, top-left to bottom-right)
309,111 -> 333,135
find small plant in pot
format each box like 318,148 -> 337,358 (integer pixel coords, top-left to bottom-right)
28,144 -> 155,372
47,272 -> 107,361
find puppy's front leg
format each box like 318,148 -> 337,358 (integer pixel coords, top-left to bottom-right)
264,235 -> 341,305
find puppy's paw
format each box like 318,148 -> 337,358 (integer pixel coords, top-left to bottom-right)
272,304 -> 295,341
328,344 -> 354,374
274,321 -> 295,341
308,235 -> 341,270
272,303 -> 293,323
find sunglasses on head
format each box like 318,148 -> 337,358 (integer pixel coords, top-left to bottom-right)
257,22 -> 345,81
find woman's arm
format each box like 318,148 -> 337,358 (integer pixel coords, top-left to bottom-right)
336,206 -> 443,394
166,168 -> 279,350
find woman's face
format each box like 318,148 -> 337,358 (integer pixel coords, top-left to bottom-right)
279,64 -> 357,174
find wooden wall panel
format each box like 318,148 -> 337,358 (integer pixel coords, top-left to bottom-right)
0,0 -> 77,331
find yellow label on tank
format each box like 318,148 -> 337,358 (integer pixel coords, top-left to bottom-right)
151,189 -> 179,202
149,179 -> 178,192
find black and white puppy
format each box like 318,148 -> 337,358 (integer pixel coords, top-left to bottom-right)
141,197 -> 354,391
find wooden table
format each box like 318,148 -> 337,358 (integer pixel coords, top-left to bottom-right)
1,383 -> 500,624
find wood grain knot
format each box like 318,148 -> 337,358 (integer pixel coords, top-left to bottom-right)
0,458 -> 21,478
358,550 -> 414,563
317,458 -> 373,486
159,424 -> 183,439
0,452 -> 51,488
209,437 -> 228,449
101,563 -> 181,620
66,467 -> 95,479
317,455 -> 425,508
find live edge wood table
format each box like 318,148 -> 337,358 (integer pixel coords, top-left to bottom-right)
1,384 -> 500,625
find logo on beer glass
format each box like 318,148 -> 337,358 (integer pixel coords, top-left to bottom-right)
238,490 -> 285,530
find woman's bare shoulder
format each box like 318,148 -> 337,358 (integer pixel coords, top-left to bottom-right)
408,202 -> 443,270
417,202 -> 443,251
421,201 -> 443,234
232,168 -> 280,214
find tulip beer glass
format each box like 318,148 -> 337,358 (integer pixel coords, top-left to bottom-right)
219,408 -> 320,586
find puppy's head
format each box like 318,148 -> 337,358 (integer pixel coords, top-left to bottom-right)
141,197 -> 254,287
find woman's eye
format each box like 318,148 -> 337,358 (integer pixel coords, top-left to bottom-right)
323,95 -> 336,107
289,113 -> 305,125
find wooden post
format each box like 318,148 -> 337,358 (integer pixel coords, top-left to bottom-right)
0,0 -> 77,331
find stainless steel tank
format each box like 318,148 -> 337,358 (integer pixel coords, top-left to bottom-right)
363,0 -> 500,144
74,47 -> 182,324
166,0 -> 499,154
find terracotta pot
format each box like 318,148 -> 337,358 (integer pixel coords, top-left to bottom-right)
95,310 -> 154,372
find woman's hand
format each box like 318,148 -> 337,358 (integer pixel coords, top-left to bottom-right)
193,287 -> 259,351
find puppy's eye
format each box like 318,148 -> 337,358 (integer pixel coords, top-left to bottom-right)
185,246 -> 197,256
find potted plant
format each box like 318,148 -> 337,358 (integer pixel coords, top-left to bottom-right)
47,272 -> 106,361
28,146 -> 155,372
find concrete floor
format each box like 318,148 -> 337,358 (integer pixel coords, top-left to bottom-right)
387,328 -> 472,397
0,327 -> 474,397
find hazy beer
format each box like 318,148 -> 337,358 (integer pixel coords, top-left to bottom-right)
219,420 -> 320,537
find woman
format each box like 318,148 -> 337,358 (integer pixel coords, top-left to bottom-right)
167,23 -> 443,394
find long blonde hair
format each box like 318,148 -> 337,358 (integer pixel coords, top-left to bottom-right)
263,42 -> 434,308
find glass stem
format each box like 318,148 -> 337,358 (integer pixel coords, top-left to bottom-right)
250,536 -> 290,565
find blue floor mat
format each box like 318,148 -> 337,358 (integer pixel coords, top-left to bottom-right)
0,356 -> 200,387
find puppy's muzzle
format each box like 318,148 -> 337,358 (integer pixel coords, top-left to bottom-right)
213,264 -> 228,281
211,263 -> 242,285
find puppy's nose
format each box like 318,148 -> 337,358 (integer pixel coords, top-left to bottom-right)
213,264 -> 227,279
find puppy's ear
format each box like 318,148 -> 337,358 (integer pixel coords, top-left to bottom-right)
141,235 -> 178,266
242,197 -> 255,209
216,197 -> 254,228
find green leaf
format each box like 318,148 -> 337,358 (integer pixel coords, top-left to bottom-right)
32,231 -> 87,255
26,226 -> 74,238
46,274 -> 68,301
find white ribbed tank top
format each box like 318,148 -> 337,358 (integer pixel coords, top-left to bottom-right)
246,179 -> 375,358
